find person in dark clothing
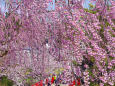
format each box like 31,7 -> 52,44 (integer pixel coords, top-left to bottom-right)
55,78 -> 58,86
47,82 -> 51,86
54,78 -> 57,84
55,77 -> 60,86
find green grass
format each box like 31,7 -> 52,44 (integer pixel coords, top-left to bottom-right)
0,75 -> 14,86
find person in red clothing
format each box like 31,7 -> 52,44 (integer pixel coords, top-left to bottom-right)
32,82 -> 39,86
39,80 -> 43,86
69,80 -> 74,86
69,84 -> 73,86
72,80 -> 76,85
32,80 -> 43,86
77,78 -> 81,86
51,76 -> 54,84
70,78 -> 81,86
46,78 -> 48,85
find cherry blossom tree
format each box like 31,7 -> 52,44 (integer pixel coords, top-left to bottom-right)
0,0 -> 115,86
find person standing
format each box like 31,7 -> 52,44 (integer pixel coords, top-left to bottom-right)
77,78 -> 81,86
45,78 -> 48,85
54,75 -> 56,84
51,75 -> 54,84
47,82 -> 51,86
47,76 -> 51,86
55,76 -> 60,86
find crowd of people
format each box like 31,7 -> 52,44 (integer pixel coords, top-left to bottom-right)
32,74 -> 81,86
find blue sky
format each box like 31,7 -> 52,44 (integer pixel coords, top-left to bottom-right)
47,0 -> 91,10
0,0 -> 6,13
0,0 -> 91,13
